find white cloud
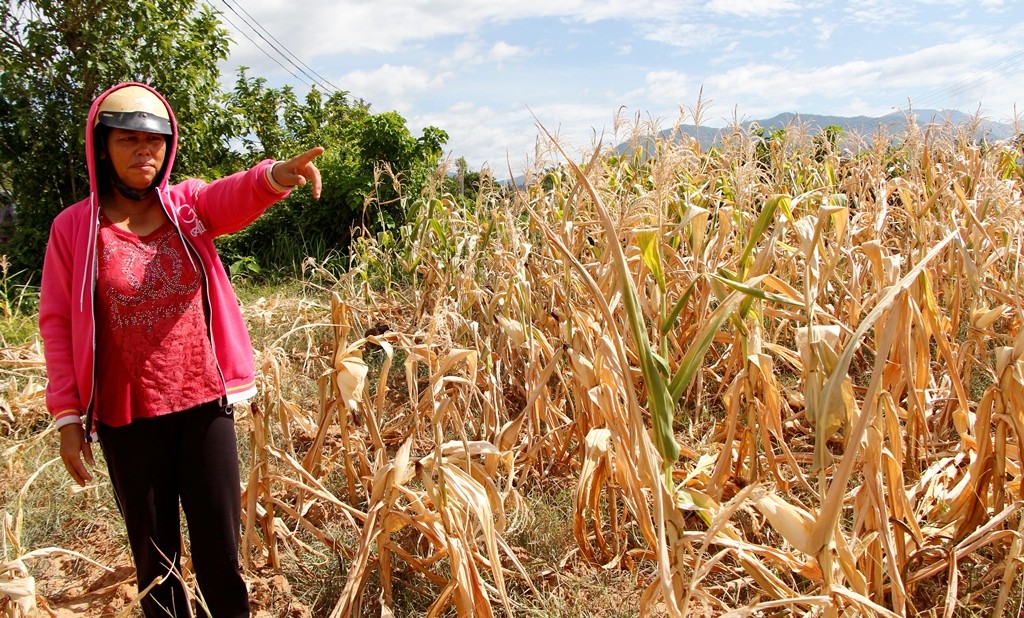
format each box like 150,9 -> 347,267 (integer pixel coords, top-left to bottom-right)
771,47 -> 800,62
218,0 -> 714,72
672,37 -> 1022,122
339,64 -> 453,112
641,21 -> 721,49
489,41 -> 530,63
571,0 -> 699,22
644,70 -> 695,105
413,102 -> 540,173
813,17 -> 836,43
449,39 -> 484,65
844,0 -> 916,25
706,0 -> 801,18
213,0 -> 1024,172
222,0 -> 668,59
415,99 -> 638,175
911,0 -> 1003,7
874,38 -> 1013,86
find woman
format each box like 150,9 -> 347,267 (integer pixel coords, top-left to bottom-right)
39,82 -> 323,617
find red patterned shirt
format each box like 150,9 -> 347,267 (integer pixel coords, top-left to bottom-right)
95,217 -> 223,426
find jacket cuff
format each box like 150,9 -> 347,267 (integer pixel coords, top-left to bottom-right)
53,411 -> 83,430
264,162 -> 293,194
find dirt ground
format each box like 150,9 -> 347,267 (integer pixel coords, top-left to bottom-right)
1,396 -> 314,617
29,526 -> 312,617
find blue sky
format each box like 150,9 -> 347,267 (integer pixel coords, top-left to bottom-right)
210,0 -> 1024,178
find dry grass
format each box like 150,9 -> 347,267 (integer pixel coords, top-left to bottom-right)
3,112 -> 1024,617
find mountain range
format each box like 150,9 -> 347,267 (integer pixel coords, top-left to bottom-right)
624,109 -> 1019,152
504,110 -> 1019,184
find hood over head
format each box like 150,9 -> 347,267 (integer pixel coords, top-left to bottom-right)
86,82 -> 178,202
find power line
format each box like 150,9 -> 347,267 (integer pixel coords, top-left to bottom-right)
210,1 -> 316,89
219,0 -> 341,93
211,0 -> 337,94
911,48 -> 1024,110
915,51 -> 1024,108
211,0 -> 319,89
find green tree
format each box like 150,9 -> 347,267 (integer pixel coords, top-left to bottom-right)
357,112 -> 448,226
813,124 -> 845,161
230,69 -> 298,161
751,124 -> 787,169
0,0 -> 237,273
218,72 -> 448,274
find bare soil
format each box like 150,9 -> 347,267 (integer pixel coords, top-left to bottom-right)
34,534 -> 313,618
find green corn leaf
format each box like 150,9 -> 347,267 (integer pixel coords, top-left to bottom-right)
660,276 -> 701,336
651,350 -> 671,379
668,290 -> 745,404
712,273 -> 804,308
637,229 -> 666,294
737,194 -> 784,273
428,219 -> 447,247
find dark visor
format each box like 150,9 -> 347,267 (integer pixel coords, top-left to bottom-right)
97,110 -> 172,136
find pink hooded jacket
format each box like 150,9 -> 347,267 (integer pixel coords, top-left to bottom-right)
39,82 -> 290,436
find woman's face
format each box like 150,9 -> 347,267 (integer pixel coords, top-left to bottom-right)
105,128 -> 167,191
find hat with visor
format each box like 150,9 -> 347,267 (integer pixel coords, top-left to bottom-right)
94,85 -> 173,135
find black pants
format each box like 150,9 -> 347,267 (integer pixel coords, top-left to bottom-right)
98,401 -> 249,618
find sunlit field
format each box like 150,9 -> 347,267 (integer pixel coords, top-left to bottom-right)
4,112 -> 1024,617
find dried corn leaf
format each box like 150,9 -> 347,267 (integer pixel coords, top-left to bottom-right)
752,491 -> 819,556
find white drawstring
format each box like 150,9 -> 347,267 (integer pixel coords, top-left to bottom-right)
80,193 -> 98,311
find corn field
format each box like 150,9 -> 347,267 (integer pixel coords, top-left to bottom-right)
4,114 -> 1024,617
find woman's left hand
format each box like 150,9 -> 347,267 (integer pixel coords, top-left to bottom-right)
272,147 -> 325,199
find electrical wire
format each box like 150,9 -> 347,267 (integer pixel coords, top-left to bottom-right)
911,48 -> 1024,110
210,1 -> 317,89
914,53 -> 1024,109
210,0 -> 336,93
218,0 -> 341,93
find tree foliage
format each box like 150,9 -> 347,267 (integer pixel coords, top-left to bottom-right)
217,72 -> 448,273
0,0 -> 449,279
0,0 -> 237,272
